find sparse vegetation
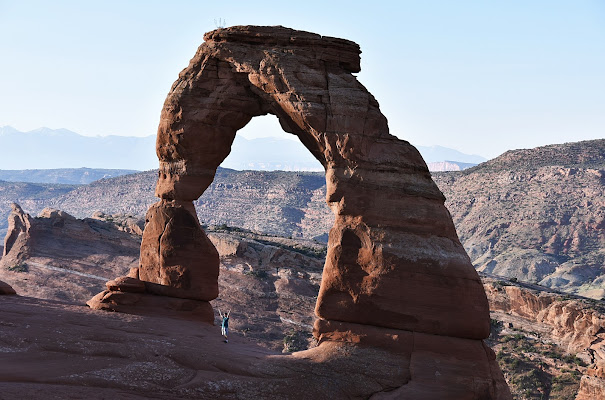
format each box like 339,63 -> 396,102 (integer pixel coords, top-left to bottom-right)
492,324 -> 583,399
7,262 -> 28,272
282,329 -> 310,353
244,270 -> 269,279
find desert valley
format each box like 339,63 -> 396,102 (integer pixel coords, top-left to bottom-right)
1,135 -> 604,398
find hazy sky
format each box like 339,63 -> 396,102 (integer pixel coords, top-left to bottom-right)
0,0 -> 603,158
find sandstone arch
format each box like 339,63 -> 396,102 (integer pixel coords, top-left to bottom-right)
89,26 -> 510,398
143,25 -> 490,339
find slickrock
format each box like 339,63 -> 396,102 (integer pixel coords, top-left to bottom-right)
0,295 -> 506,399
1,204 -> 140,302
86,25 -> 508,397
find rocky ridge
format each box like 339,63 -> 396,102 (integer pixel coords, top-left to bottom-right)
2,139 -> 604,303
0,204 -> 140,302
483,275 -> 605,399
38,168 -> 332,242
433,139 -> 605,299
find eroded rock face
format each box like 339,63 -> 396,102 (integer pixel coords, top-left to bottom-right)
148,25 -> 490,336
483,277 -> 605,397
139,200 -> 218,301
1,204 -> 141,302
576,364 -> 605,400
2,203 -> 31,258
129,25 -> 507,397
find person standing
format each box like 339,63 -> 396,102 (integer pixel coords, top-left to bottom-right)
218,309 -> 231,343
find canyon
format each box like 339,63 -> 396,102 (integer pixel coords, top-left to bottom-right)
1,206 -> 603,398
2,139 -> 602,301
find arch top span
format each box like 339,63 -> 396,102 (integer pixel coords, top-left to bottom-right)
154,25 -> 441,203
148,25 -> 491,341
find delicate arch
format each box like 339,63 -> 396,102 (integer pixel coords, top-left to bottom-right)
141,25 -> 491,340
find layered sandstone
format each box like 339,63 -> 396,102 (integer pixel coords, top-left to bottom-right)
148,25 -> 492,339
433,139 -> 605,299
89,25 -> 510,397
0,204 -> 140,302
483,276 -> 605,398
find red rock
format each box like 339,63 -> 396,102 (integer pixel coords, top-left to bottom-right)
149,25 -> 489,338
0,280 -> 16,295
87,289 -> 214,323
138,200 -> 219,301
105,276 -> 146,293
576,364 -> 605,400
2,203 -> 31,258
314,319 -> 511,399
96,25 -> 506,396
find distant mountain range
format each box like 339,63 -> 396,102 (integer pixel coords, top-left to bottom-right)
0,126 -> 485,172
0,168 -> 138,185
0,126 -> 157,170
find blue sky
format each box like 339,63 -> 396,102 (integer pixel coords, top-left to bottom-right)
0,0 -> 603,158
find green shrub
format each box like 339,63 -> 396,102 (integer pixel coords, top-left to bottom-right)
7,262 -> 28,272
244,270 -> 269,279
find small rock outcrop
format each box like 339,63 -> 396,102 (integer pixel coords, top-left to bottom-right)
0,204 -> 141,302
2,203 -> 31,259
91,26 -> 509,397
0,280 -> 16,295
576,364 -> 605,400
